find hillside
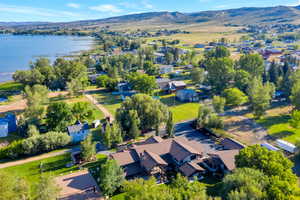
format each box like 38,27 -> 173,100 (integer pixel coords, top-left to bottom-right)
1,5 -> 300,31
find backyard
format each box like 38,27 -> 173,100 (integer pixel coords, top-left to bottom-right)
0,153 -> 107,196
160,93 -> 199,123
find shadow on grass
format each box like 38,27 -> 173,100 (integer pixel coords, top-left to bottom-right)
270,131 -> 295,139
257,114 -> 291,129
160,96 -> 185,107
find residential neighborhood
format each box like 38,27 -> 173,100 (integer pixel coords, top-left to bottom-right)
1,2 -> 300,200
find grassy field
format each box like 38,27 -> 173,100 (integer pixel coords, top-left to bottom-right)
0,153 -> 78,193
0,82 -> 23,92
91,89 -> 122,116
0,153 -> 107,196
160,93 -> 199,123
255,105 -> 300,144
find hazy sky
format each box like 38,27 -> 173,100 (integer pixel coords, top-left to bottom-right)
0,0 -> 299,22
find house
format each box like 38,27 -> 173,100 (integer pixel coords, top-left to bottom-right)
111,137 -> 205,181
206,150 -> 239,174
168,81 -> 187,93
67,122 -> 90,143
156,78 -> 171,90
176,89 -> 199,102
111,136 -> 238,181
0,113 -> 17,138
159,65 -> 174,74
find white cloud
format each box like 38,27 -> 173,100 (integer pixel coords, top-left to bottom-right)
142,1 -> 154,9
287,0 -> 300,6
89,4 -> 122,13
0,3 -> 81,18
67,3 -> 80,9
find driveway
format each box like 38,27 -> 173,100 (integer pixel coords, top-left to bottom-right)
174,121 -> 217,154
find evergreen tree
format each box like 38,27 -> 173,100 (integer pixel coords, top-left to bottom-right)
129,110 -> 140,139
166,111 -> 174,138
104,123 -> 112,148
35,175 -> 60,200
80,134 -> 96,162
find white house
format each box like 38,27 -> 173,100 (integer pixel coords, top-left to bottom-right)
67,122 -> 90,143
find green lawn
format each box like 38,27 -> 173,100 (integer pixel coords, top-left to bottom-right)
257,114 -> 300,144
0,153 -> 78,194
0,153 -> 108,196
160,93 -> 199,123
0,81 -> 23,92
91,89 -> 122,116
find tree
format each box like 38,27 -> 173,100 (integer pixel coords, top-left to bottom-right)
238,54 -> 264,77
205,46 -> 230,59
110,122 -> 123,147
235,145 -> 298,199
0,172 -> 30,200
234,70 -> 250,92
72,102 -> 94,122
212,96 -> 226,113
67,77 -> 84,97
128,110 -> 141,139
46,102 -> 74,131
223,88 -> 248,107
116,94 -> 169,136
81,134 -> 96,162
222,168 -> 268,200
96,75 -> 118,91
99,159 -> 125,197
127,73 -> 157,95
35,175 -> 60,200
27,124 -> 39,138
289,110 -> 300,129
24,84 -> 49,125
166,111 -> 174,137
206,57 -> 235,94
247,78 -> 274,118
190,67 -> 205,85
290,80 -> 300,110
197,104 -> 213,129
143,61 -> 158,76
103,123 -> 112,148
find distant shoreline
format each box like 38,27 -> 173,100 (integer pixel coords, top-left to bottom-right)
0,34 -> 96,83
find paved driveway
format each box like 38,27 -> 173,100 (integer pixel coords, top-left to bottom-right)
174,121 -> 217,154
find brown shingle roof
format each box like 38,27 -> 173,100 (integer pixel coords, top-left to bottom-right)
144,136 -> 164,145
111,150 -> 139,166
141,150 -> 168,172
213,150 -> 239,171
170,140 -> 201,162
179,161 -> 205,177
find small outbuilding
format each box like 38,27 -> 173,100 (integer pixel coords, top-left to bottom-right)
276,139 -> 297,153
67,122 -> 90,143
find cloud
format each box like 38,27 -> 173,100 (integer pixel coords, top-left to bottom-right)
67,3 -> 80,9
142,1 -> 154,9
0,3 -> 81,18
89,4 -> 122,13
287,0 -> 300,6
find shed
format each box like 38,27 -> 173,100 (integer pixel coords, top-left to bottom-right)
0,121 -> 8,138
276,139 -> 297,153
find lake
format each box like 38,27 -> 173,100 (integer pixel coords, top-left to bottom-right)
0,34 -> 95,82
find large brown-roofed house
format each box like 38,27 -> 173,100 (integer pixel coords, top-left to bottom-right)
111,136 -> 239,181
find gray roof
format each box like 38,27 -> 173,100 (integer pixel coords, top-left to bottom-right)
67,123 -> 89,134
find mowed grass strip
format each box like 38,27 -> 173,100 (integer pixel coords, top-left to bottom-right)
256,105 -> 300,144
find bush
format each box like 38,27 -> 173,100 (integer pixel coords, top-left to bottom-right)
0,132 -> 71,160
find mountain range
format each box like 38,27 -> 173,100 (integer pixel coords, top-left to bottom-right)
1,5 -> 300,30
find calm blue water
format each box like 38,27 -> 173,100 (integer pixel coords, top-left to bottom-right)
0,34 -> 94,82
